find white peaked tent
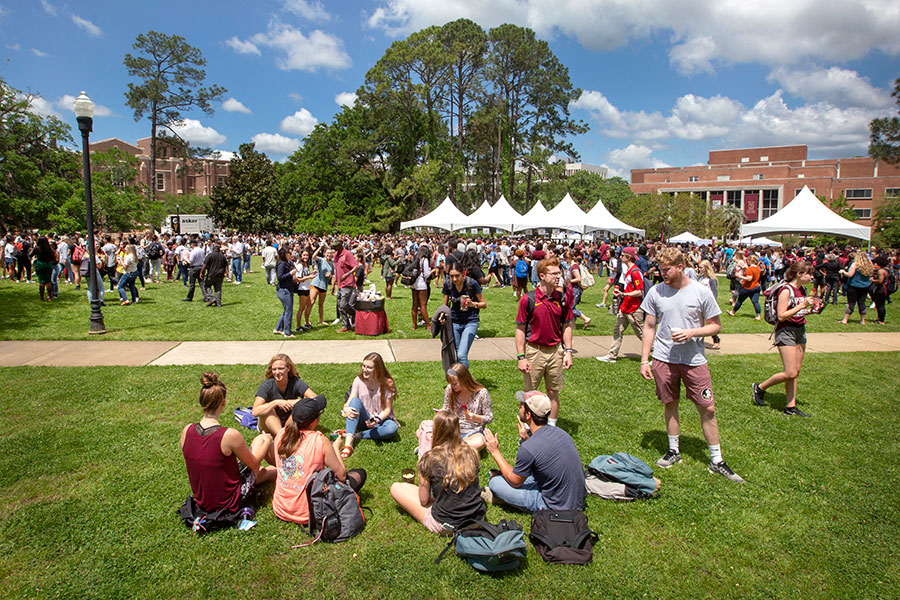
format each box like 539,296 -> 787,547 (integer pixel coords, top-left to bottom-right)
458,195 -> 522,232
512,200 -> 550,232
740,186 -> 871,242
540,193 -> 589,234
669,231 -> 712,245
400,196 -> 468,231
584,196 -> 645,237
739,236 -> 783,247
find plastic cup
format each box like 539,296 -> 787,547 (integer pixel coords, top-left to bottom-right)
401,468 -> 415,483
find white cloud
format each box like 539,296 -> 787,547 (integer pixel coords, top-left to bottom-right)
170,119 -> 226,146
225,36 -> 261,56
40,0 -> 57,16
210,150 -> 236,161
56,94 -> 114,117
250,21 -> 351,71
283,0 -> 332,21
22,95 -> 62,119
279,108 -> 318,136
767,66 -> 894,109
223,98 -> 252,114
334,91 -> 357,108
605,144 -> 671,180
288,92 -> 304,102
5,43 -> 19,51
251,132 -> 301,155
72,15 -> 102,37
366,0 -> 900,72
31,48 -> 48,57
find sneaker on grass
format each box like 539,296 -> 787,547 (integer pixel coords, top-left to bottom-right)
656,449 -> 681,468
708,460 -> 745,483
752,383 -> 765,406
595,355 -> 616,363
783,406 -> 810,417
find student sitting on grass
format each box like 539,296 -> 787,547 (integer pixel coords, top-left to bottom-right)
441,363 -> 493,450
180,372 -> 275,519
338,352 -> 398,458
253,354 -> 320,436
390,410 -> 486,535
273,395 -> 366,525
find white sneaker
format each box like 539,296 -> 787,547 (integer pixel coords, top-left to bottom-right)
331,318 -> 341,325
595,355 -> 616,363
595,303 -> 606,308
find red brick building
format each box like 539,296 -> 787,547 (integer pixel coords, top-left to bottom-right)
630,145 -> 900,225
89,137 -> 230,196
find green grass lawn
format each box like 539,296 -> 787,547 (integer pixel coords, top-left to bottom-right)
1,257 -> 897,340
1,354 -> 898,599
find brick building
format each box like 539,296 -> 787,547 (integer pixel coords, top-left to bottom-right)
629,145 -> 900,226
89,137 -> 230,196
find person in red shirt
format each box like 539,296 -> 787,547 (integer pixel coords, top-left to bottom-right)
332,239 -> 359,333
514,257 -> 574,427
727,254 -> 762,320
597,247 -> 646,363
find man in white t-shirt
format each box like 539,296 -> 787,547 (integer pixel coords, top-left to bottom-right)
640,246 -> 744,483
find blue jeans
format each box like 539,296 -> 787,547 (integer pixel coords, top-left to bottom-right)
452,319 -> 479,368
344,396 -> 398,440
232,258 -> 242,283
275,287 -> 294,335
243,253 -> 251,272
571,285 -> 584,318
51,264 -> 61,297
733,285 -> 761,315
117,271 -> 139,302
488,475 -> 548,513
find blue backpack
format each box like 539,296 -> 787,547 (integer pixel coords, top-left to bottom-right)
514,258 -> 529,279
588,453 -> 657,496
435,519 -> 527,572
233,406 -> 258,430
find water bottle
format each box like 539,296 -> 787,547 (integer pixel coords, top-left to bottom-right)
239,506 -> 255,520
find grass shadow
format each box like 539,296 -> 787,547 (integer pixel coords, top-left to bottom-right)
640,430 -> 709,463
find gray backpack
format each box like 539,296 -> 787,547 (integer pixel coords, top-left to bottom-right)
294,468 -> 368,545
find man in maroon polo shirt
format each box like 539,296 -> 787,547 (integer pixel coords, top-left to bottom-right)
514,257 -> 574,427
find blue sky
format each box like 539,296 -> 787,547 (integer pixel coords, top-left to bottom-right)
2,0 -> 898,182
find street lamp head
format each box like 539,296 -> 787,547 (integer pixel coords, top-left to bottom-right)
73,91 -> 94,119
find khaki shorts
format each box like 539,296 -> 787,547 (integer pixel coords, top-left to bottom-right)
524,343 -> 564,393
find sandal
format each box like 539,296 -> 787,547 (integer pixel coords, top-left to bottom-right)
341,445 -> 354,459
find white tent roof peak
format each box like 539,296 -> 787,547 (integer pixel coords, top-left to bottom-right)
740,185 -> 870,241
457,195 -> 522,232
537,192 -> 589,234
584,196 -> 645,237
399,196 -> 468,231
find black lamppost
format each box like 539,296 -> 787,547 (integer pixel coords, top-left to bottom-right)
74,91 -> 106,334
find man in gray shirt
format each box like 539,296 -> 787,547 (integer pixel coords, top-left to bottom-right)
640,246 -> 744,483
183,239 -> 206,302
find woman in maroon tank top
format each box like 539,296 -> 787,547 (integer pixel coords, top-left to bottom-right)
180,372 -> 276,513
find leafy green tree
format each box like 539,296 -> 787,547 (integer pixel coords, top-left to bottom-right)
869,77 -> 900,164
124,31 -> 225,201
620,193 -> 709,240
533,173 -> 634,216
210,143 -> 284,233
0,79 -> 80,233
873,192 -> 900,247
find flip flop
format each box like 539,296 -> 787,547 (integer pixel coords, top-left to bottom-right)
341,445 -> 354,459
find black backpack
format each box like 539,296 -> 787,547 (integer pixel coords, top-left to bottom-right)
293,468 -> 369,546
884,269 -> 898,295
399,259 -> 420,287
529,510 -> 598,565
147,242 -> 162,260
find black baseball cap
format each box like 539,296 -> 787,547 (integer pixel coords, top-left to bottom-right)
291,394 -> 327,427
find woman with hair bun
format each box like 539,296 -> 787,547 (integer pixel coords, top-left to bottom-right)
390,410 -> 485,534
180,372 -> 275,519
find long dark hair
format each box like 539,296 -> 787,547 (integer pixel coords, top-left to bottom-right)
276,245 -> 290,264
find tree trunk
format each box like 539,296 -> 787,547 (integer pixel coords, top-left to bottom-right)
149,101 -> 157,203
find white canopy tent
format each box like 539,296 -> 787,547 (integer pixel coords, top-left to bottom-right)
583,196 -> 645,237
535,193 -> 589,234
739,236 -> 783,247
740,186 -> 871,242
458,195 -> 523,232
400,196 -> 469,231
668,231 -> 712,245
511,200 -> 550,232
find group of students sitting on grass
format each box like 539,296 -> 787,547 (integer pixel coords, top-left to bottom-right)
181,350 -> 632,536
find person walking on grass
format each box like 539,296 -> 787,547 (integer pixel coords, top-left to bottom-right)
596,246 -> 645,363
727,254 -> 762,320
514,257 -> 574,427
201,244 -> 227,307
752,261 -> 818,417
116,244 -> 140,306
182,239 -> 205,303
839,251 -> 873,325
640,247 -> 744,483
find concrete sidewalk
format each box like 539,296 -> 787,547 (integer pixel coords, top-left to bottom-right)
0,332 -> 898,367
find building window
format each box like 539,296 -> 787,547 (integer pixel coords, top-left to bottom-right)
741,157 -> 749,163
216,176 -> 226,187
854,208 -> 872,219
727,190 -> 742,209
688,176 -> 699,182
885,188 -> 900,197
762,189 -> 779,218
155,172 -> 165,191
752,174 -> 764,181
845,188 -> 872,199
717,175 -> 730,181
760,155 -> 768,162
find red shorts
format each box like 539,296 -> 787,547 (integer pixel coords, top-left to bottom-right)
651,360 -> 714,407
